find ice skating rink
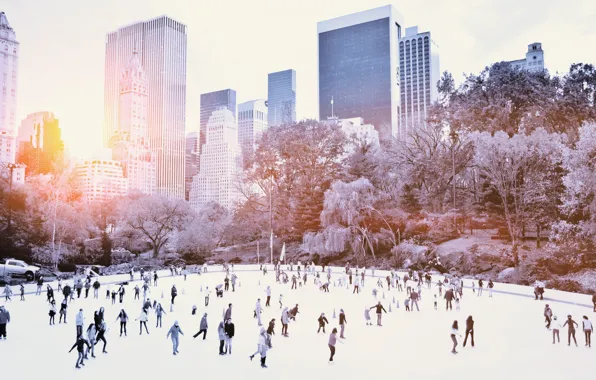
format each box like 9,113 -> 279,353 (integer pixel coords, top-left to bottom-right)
0,266 -> 593,380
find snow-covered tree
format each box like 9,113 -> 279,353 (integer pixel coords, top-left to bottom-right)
471,128 -> 566,263
120,195 -> 190,258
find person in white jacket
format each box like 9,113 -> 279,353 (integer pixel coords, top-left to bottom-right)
255,299 -> 263,326
265,286 -> 271,307
450,320 -> 462,354
76,309 -> 84,338
582,315 -> 593,348
552,315 -> 562,344
136,309 -> 149,335
281,307 -> 289,336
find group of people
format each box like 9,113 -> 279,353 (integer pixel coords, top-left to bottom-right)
543,304 -> 593,347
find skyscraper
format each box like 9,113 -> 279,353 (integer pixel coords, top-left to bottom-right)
199,89 -> 236,170
267,70 -> 296,126
104,15 -> 187,199
399,26 -> 440,138
110,51 -> 156,195
75,159 -> 128,204
505,43 -> 545,72
238,99 -> 268,154
190,108 -> 241,210
318,5 -> 404,141
17,112 -> 64,175
0,12 -> 19,165
184,132 -> 199,201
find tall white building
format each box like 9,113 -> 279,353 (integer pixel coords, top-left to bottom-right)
74,159 -> 128,203
505,42 -> 545,72
189,108 -> 241,210
238,99 -> 268,154
104,16 -> 187,199
399,26 -> 440,138
0,12 -> 19,165
110,50 -> 156,195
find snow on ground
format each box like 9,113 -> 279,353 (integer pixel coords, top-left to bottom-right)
0,266 -> 594,380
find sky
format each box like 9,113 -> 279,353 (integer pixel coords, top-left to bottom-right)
3,0 -> 596,160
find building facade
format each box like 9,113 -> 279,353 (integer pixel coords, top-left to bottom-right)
505,43 -> 545,72
399,26 -> 440,138
184,132 -> 199,201
190,108 -> 241,210
199,89 -> 236,172
0,12 -> 19,166
104,16 -> 187,199
74,159 -> 128,203
267,69 -> 296,126
238,99 -> 268,154
17,112 -> 64,175
109,50 -> 156,195
318,5 -> 404,141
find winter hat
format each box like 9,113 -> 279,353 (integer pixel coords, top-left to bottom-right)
553,315 -> 557,320
340,309 -> 344,313
174,320 -> 179,326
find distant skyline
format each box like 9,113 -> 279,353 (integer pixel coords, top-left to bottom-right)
3,0 -> 596,159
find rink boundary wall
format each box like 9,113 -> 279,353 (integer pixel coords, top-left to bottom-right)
5,265 -> 594,310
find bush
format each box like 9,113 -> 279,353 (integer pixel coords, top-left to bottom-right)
228,257 -> 242,264
58,262 -> 77,273
546,279 -> 585,293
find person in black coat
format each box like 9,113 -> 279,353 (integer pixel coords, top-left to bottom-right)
224,318 -> 235,354
317,313 -> 329,333
69,334 -> 90,369
463,315 -> 474,347
592,294 -> 596,312
63,284 -> 72,304
369,302 -> 387,326
445,289 -> 455,311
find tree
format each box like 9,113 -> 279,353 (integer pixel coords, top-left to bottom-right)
121,195 -> 190,258
242,119 -> 348,240
471,128 -> 566,264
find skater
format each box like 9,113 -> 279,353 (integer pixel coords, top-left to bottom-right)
562,314 -> 578,346
19,284 -> 24,301
455,297 -> 460,311
339,309 -> 347,338
116,309 -> 128,336
156,303 -> 167,327
118,284 -> 125,303
463,315 -> 474,347
76,309 -> 85,338
434,295 -> 438,310
265,286 -> 271,307
268,318 -> 276,335
134,285 -> 140,300
364,306 -> 372,325
255,299 -> 263,326
478,279 -> 484,296
218,320 -> 226,355
328,328 -> 343,363
153,271 -> 158,286
85,323 -> 97,358
136,308 -> 150,335
225,303 -> 232,321
171,285 -> 177,305
193,313 -> 208,339
3,285 -> 12,301
281,307 -> 289,336
552,315 -> 561,344
49,300 -> 57,325
404,298 -> 410,312
488,280 -> 494,297
593,293 -> 596,312
445,288 -> 455,311
544,304 -> 553,329
224,276 -> 230,291
92,279 -> 100,299
59,299 -> 68,323
353,276 -> 360,294
231,273 -> 237,292
279,294 -> 283,309
69,334 -> 90,369
84,280 -> 91,298
582,316 -> 593,347
370,302 -> 387,326
167,320 -> 184,355
451,320 -> 462,354
317,313 -> 329,333
0,305 -> 10,339
94,320 -> 108,353
205,287 -> 210,306
249,327 -> 271,368
409,290 -> 420,311
224,318 -> 235,353
36,276 -> 44,295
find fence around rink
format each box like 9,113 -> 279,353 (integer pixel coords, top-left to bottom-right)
5,264 -> 594,309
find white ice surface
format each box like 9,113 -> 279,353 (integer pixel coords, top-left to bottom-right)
0,266 -> 594,380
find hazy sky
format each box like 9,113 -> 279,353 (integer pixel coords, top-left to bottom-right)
3,0 -> 596,159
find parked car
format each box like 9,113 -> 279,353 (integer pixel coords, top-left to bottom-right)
0,258 -> 41,281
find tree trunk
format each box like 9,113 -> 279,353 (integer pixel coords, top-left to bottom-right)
536,225 -> 541,249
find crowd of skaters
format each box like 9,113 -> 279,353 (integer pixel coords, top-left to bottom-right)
1,261 -> 595,369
